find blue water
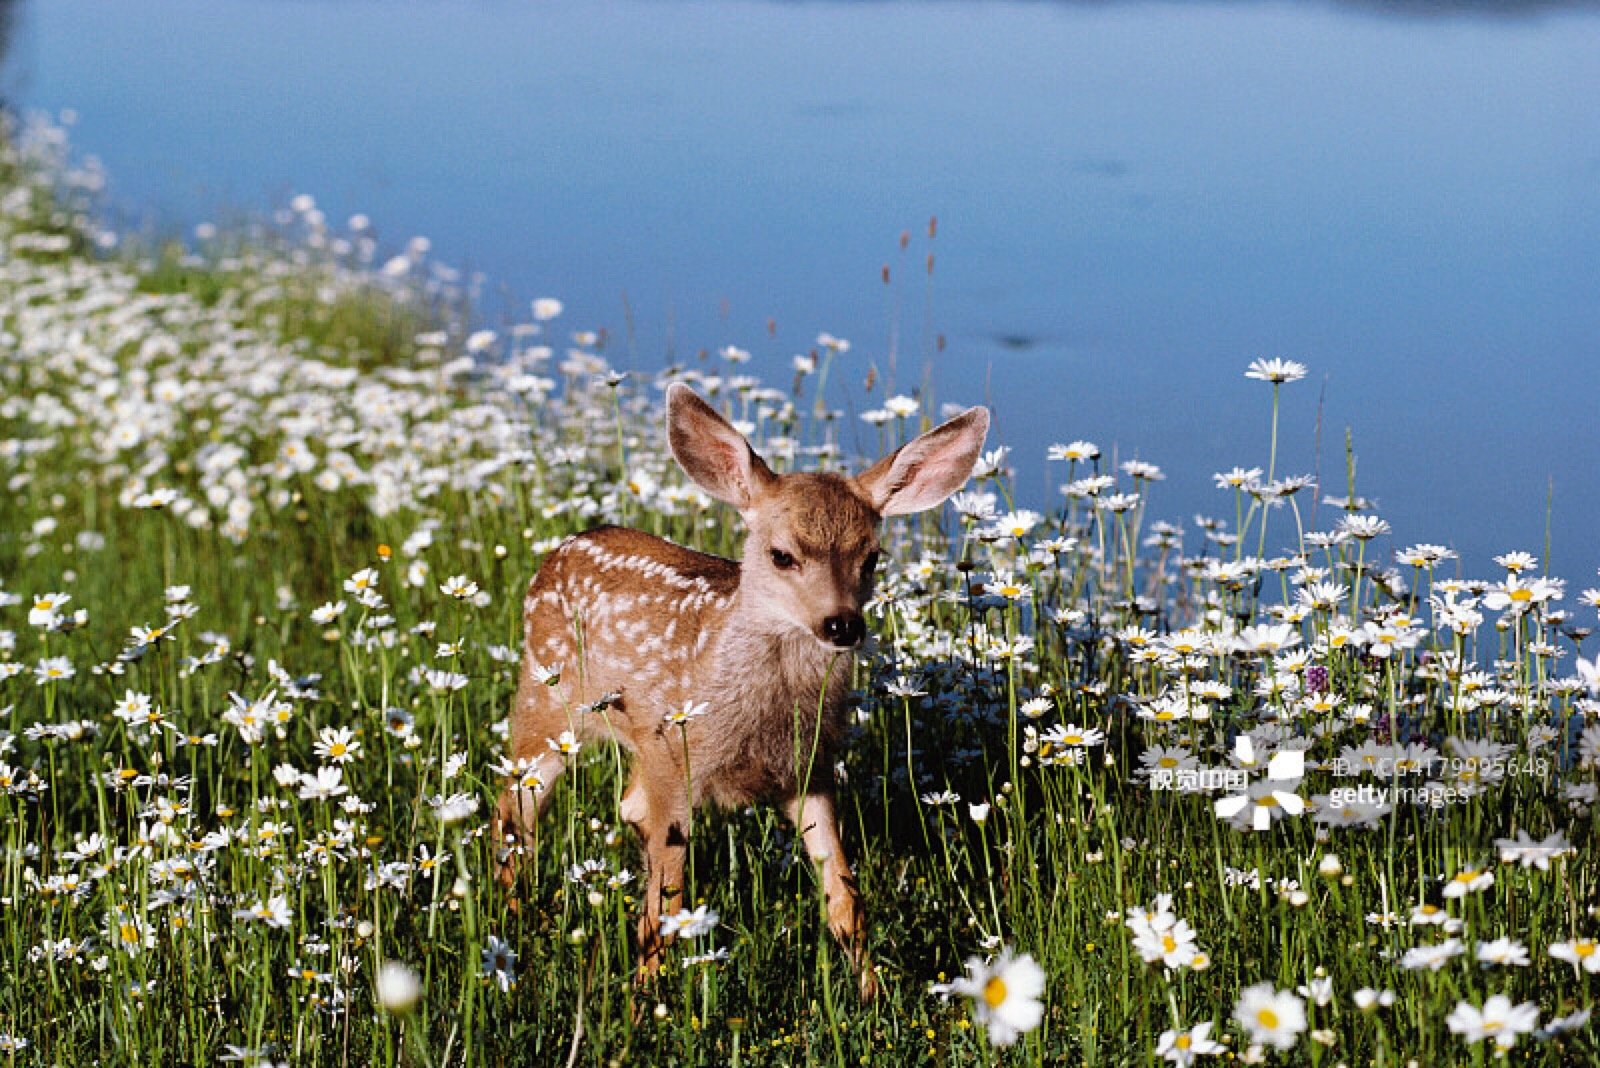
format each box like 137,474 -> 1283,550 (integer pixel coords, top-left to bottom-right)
7,0 -> 1599,582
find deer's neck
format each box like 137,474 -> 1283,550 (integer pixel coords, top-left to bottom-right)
691,609 -> 852,804
711,595 -> 854,721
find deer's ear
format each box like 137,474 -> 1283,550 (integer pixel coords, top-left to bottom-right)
854,406 -> 990,517
667,383 -> 775,510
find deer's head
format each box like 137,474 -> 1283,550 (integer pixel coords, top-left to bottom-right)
666,383 -> 990,650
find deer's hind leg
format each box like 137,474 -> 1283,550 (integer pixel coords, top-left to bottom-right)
620,741 -> 691,983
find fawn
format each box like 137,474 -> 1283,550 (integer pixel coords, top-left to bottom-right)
494,382 -> 989,997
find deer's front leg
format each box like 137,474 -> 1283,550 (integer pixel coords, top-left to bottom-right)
622,767 -> 690,984
785,792 -> 877,1000
492,782 -> 544,892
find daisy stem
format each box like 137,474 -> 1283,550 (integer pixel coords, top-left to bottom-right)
1268,381 -> 1281,488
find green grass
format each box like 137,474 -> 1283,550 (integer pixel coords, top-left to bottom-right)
0,113 -> 1597,1066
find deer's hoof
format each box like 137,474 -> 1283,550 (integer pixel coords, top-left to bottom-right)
494,861 -> 518,894
858,963 -> 881,1003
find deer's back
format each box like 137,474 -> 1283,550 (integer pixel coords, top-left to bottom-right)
520,525 -> 739,710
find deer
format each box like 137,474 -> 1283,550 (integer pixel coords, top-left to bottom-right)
493,382 -> 989,999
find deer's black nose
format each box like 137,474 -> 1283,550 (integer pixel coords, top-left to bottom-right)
822,613 -> 865,648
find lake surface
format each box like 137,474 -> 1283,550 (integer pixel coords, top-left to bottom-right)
6,0 -> 1599,581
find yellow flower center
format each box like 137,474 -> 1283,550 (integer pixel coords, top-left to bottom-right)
1162,935 -> 1178,954
1257,1008 -> 1279,1030
1159,757 -> 1179,769
982,976 -> 1008,1009
1453,871 -> 1477,884
329,743 -> 347,758
1176,1036 -> 1192,1050
1064,734 -> 1083,745
119,924 -> 139,944
1576,941 -> 1596,959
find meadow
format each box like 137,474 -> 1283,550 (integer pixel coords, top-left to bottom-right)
1,114 -> 1598,1066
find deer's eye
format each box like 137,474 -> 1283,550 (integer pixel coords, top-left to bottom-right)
861,551 -> 881,579
770,549 -> 798,571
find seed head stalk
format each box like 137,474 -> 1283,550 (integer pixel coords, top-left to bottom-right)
611,386 -> 628,522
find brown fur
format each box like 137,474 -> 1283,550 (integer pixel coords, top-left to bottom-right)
493,385 -> 989,1000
